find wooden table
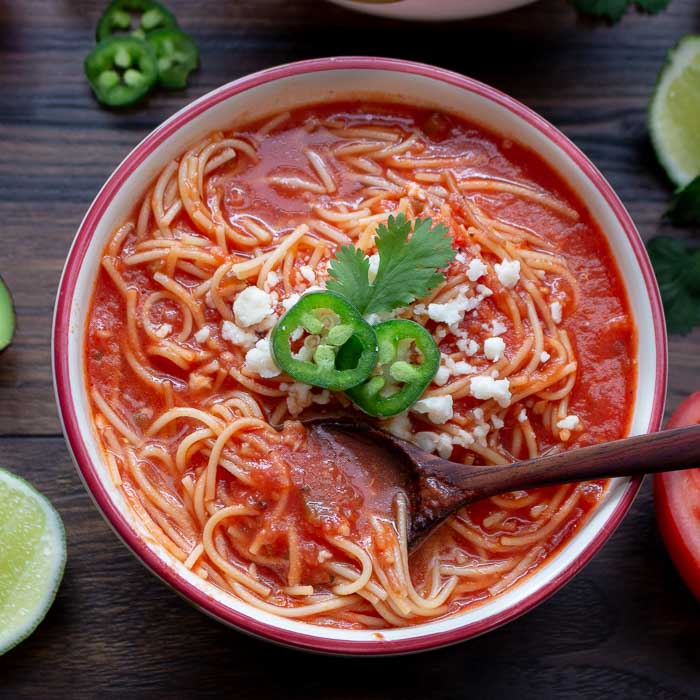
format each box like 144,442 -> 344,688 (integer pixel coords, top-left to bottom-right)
1,0 -> 699,696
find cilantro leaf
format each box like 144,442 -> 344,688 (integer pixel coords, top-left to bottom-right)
667,175 -> 700,226
571,0 -> 670,21
326,214 -> 455,315
325,245 -> 372,312
647,236 -> 700,335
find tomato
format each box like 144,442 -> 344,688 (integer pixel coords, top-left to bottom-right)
654,391 -> 700,601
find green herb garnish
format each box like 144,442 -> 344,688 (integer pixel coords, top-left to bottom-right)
571,0 -> 670,22
326,213 -> 455,315
647,237 -> 700,335
667,175 -> 700,226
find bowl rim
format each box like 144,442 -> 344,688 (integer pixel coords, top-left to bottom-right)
52,56 -> 667,656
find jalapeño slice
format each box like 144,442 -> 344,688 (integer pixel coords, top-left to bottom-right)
96,0 -> 178,41
146,28 -> 199,89
85,36 -> 157,107
271,291 -> 378,391
337,319 -> 439,418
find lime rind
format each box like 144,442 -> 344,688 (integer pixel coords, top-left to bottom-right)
649,35 -> 700,188
0,468 -> 66,656
0,275 -> 15,352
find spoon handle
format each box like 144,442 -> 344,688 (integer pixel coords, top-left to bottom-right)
430,423 -> 700,500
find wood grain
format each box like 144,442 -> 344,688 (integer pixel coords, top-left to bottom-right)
0,0 -> 699,696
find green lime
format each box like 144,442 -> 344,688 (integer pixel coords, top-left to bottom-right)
649,35 -> 700,188
0,468 -> 66,655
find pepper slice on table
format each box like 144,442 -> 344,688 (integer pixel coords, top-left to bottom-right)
146,28 -> 199,88
84,36 -> 158,107
337,319 -> 440,418
271,291 -> 378,391
96,0 -> 178,41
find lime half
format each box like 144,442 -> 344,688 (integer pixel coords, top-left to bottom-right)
649,35 -> 700,188
0,468 -> 66,655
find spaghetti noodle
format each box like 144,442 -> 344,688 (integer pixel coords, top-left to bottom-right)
86,103 -> 636,629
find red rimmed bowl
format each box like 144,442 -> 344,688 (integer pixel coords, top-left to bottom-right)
53,57 -> 667,655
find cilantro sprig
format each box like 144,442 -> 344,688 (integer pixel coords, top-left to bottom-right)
647,237 -> 700,335
571,0 -> 670,22
326,214 -> 455,316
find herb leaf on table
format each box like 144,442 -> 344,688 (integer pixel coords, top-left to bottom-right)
647,236 -> 700,335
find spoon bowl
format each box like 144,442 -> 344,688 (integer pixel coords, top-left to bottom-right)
305,419 -> 700,549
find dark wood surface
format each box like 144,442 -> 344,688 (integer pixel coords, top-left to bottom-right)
1,0 -> 699,696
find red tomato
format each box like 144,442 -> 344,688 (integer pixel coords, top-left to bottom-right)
654,391 -> 700,601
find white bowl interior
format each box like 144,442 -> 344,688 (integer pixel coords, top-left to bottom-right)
62,67 -> 659,646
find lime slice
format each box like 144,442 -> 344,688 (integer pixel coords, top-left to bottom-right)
649,35 -> 700,188
0,468 -> 66,655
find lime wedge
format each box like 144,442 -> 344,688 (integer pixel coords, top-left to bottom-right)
649,35 -> 700,188
0,468 -> 66,655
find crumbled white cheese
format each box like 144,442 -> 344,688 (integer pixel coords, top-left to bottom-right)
286,383 -> 312,416
265,270 -> 279,289
451,427 -> 475,448
244,338 -> 280,378
154,323 -> 172,339
414,431 -> 453,459
194,326 -> 210,344
299,265 -> 316,283
382,412 -> 413,441
457,337 -> 479,356
282,293 -> 301,311
427,286 -> 491,330
233,286 -> 275,328
540,351 -> 551,364
469,376 -> 512,408
550,301 -> 563,324
473,423 -> 490,442
494,259 -> 520,289
455,251 -> 467,264
491,415 -> 505,429
491,320 -> 507,337
451,360 -> 476,375
484,336 -> 506,362
367,253 -> 380,284
221,320 -> 257,349
467,258 -> 488,282
556,415 -> 581,431
517,408 -> 528,423
411,395 -> 454,424
433,365 -> 451,387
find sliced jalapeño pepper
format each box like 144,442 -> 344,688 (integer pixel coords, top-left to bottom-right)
271,291 -> 378,391
84,36 -> 157,107
146,28 -> 199,89
337,319 -> 439,418
96,0 -> 178,42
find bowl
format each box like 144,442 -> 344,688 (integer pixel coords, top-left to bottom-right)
326,0 -> 538,20
53,57 -> 667,655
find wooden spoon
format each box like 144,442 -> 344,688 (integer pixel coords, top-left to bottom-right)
302,420 -> 700,549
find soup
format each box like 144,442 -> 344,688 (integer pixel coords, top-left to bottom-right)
85,103 -> 636,629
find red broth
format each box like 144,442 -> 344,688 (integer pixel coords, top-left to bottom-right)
86,103 -> 636,627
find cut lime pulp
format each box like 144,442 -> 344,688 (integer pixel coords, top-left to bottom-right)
0,468 -> 66,655
649,35 -> 700,188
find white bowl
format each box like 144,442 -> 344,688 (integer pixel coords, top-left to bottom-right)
53,57 -> 667,655
326,0 -> 538,20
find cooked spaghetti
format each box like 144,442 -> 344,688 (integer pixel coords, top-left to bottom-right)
86,103 -> 636,629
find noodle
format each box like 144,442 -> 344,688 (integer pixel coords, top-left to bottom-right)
85,103 -> 634,630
